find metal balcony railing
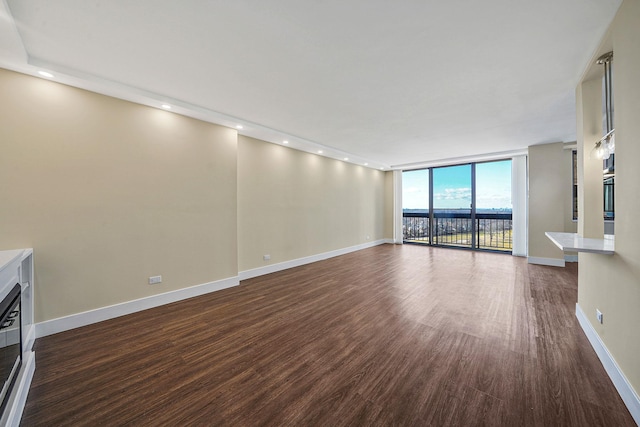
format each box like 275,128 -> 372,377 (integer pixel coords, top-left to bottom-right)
403,212 -> 512,252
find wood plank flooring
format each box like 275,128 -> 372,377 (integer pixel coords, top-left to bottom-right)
20,245 -> 635,426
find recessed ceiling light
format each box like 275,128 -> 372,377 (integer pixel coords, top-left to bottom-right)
318,150 -> 323,154
236,125 -> 243,129
38,71 -> 54,78
161,104 -> 171,109
364,163 -> 369,166
283,140 -> 289,144
380,167 -> 385,170
344,157 -> 349,161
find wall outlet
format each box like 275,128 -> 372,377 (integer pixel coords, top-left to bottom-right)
263,254 -> 271,261
149,275 -> 162,285
366,235 -> 370,240
596,309 -> 603,324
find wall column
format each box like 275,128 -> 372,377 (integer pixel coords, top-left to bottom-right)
511,155 -> 528,256
576,78 -> 604,238
393,170 -> 404,244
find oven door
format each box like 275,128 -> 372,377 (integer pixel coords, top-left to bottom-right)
0,283 -> 21,414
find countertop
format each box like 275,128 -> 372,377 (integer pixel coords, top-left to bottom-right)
545,232 -> 614,255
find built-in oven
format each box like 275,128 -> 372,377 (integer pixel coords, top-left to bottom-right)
0,283 -> 21,415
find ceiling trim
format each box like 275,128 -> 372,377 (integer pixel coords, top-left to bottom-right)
392,148 -> 529,171
30,57 -> 391,170
0,53 -> 391,171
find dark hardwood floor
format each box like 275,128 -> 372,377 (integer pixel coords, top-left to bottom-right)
21,245 -> 634,426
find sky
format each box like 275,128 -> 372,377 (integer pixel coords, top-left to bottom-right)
402,160 -> 512,210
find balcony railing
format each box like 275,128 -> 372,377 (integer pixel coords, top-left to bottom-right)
403,211 -> 512,252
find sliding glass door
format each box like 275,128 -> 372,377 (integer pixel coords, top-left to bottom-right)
432,164 -> 472,248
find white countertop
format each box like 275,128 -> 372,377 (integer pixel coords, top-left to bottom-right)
545,232 -> 614,255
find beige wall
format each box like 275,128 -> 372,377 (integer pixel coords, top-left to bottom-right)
0,68 -> 391,323
0,69 -> 238,322
527,142 -> 566,260
578,0 -> 640,393
576,0 -> 640,397
577,78 -> 605,239
237,135 -> 387,271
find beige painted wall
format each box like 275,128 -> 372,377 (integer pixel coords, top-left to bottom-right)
237,135 -> 386,271
0,69 -> 238,322
577,78 -> 605,239
527,142 -> 566,260
577,0 -> 640,397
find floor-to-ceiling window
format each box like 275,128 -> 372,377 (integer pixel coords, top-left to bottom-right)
402,159 -> 512,252
475,160 -> 513,251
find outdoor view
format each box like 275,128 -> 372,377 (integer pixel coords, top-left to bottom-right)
402,160 -> 512,251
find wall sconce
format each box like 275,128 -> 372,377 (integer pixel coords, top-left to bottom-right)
592,129 -> 615,160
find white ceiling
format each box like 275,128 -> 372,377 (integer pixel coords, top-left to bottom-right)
0,0 -> 621,169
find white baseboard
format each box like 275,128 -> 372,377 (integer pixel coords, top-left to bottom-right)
239,239 -> 389,281
527,256 -> 565,267
35,276 -> 239,338
35,240 -> 391,337
564,254 -> 579,263
576,303 -> 640,425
